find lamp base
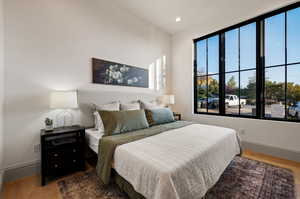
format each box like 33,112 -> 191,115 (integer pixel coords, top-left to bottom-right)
55,110 -> 74,128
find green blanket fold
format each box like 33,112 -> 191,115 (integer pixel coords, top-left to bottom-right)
96,121 -> 194,185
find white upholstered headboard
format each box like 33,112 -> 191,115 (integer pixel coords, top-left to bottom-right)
78,88 -> 160,127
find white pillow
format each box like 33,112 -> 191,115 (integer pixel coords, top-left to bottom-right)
93,111 -> 102,131
139,100 -> 163,110
92,102 -> 120,111
92,102 -> 120,131
120,102 -> 140,110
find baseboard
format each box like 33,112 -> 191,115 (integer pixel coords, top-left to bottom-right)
0,170 -> 3,192
242,141 -> 300,162
3,160 -> 40,183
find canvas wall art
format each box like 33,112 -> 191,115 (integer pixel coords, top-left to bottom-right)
92,58 -> 149,88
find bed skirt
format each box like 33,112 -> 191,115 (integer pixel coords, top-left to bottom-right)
113,169 -> 145,199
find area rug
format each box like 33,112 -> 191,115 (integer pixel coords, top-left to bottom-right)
57,156 -> 295,199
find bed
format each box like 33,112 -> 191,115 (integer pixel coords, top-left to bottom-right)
86,121 -> 241,199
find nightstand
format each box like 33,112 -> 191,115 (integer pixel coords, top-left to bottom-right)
40,126 -> 85,186
173,112 -> 181,121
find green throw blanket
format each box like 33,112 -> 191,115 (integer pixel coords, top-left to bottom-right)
96,121 -> 193,184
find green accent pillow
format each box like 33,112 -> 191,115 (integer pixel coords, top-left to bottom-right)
146,108 -> 175,125
98,110 -> 149,136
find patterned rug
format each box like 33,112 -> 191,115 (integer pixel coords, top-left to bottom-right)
57,156 -> 295,199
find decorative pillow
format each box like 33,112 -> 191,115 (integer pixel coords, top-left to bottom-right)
144,109 -> 155,126
146,108 -> 175,125
93,111 -> 102,130
92,102 -> 120,131
92,102 -> 120,111
98,110 -> 149,136
139,100 -> 163,110
120,102 -> 140,110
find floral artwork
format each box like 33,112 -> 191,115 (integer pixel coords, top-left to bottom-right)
92,58 -> 148,88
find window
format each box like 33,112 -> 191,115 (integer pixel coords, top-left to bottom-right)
196,36 -> 220,113
148,55 -> 167,91
225,23 -> 257,116
264,8 -> 300,121
194,2 -> 300,122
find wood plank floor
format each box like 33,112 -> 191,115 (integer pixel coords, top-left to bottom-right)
2,150 -> 300,199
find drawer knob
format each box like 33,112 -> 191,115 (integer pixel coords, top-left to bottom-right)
73,149 -> 76,152
73,160 -> 76,163
54,164 -> 58,168
54,154 -> 58,157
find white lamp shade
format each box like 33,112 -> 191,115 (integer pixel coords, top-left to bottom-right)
161,95 -> 175,105
50,91 -> 78,109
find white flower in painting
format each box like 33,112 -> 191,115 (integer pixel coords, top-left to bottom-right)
107,71 -> 114,83
127,79 -> 133,84
120,66 -> 127,73
112,71 -> 122,80
109,65 -> 114,70
109,71 -> 113,77
133,77 -> 138,83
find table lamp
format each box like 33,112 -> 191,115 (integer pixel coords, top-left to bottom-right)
50,91 -> 78,127
161,94 -> 175,108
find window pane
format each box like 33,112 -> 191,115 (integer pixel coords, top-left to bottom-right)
287,64 -> 300,120
265,66 -> 285,118
196,40 -> 207,76
196,76 -> 207,112
225,72 -> 239,114
287,8 -> 300,64
240,23 -> 256,70
265,13 -> 285,66
225,29 -> 239,72
208,75 -> 219,113
240,70 -> 256,116
208,36 -> 219,74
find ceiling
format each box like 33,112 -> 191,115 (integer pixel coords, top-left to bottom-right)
113,0 -> 299,35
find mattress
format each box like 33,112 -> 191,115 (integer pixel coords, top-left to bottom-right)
113,124 -> 240,199
85,128 -> 104,153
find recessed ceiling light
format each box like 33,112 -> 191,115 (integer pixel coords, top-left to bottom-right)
175,17 -> 181,22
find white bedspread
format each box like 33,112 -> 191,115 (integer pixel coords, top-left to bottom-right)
114,124 -> 241,199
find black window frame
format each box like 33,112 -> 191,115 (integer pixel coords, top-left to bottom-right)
195,35 -> 221,114
193,1 -> 300,123
224,23 -> 258,116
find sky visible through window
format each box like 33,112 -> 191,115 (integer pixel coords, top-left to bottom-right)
197,7 -> 300,88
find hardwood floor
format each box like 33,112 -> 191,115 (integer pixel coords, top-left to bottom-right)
2,150 -> 300,199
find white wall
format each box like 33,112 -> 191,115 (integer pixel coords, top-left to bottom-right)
0,0 -> 4,188
3,0 -> 171,170
172,2 -> 300,159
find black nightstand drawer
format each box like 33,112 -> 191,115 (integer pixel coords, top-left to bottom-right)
47,146 -> 80,160
45,133 -> 80,149
47,161 -> 64,174
46,158 -> 82,175
41,126 -> 85,186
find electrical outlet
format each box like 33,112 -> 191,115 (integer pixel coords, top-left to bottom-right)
240,129 -> 246,135
34,144 -> 40,153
